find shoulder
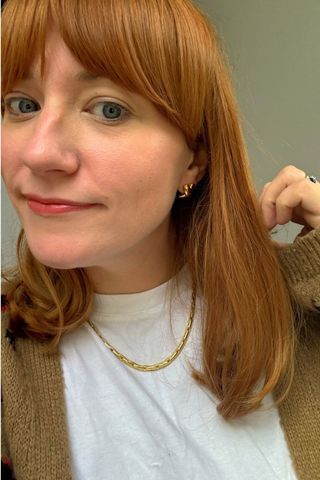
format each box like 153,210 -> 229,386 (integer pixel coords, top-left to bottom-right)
1,293 -> 43,366
1,292 -> 62,410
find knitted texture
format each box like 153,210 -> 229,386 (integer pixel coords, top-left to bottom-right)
277,316 -> 320,480
1,228 -> 320,479
1,315 -> 73,480
277,228 -> 320,311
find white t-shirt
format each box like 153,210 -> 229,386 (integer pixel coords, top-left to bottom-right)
60,272 -> 297,480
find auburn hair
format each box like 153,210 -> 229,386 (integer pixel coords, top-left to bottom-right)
2,0 -> 301,419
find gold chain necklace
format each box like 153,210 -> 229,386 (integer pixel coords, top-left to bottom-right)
86,290 -> 196,372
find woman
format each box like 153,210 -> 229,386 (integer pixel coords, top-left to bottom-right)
1,0 -> 319,479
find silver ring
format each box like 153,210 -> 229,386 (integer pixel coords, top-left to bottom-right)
306,175 -> 318,183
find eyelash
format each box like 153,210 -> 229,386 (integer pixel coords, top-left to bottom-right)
87,101 -> 130,123
2,97 -> 131,124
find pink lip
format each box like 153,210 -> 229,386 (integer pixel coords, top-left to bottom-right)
25,194 -> 99,215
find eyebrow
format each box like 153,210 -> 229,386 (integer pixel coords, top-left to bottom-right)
74,71 -> 105,82
22,70 -> 106,82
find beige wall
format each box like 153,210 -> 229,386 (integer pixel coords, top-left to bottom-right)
2,1 -> 319,266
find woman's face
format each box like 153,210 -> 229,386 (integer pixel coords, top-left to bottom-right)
2,30 -> 202,291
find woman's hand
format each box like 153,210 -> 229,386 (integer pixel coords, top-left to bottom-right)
258,165 -> 320,240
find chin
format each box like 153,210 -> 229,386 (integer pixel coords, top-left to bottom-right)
26,242 -> 86,270
32,252 -> 83,270
24,231 -> 92,270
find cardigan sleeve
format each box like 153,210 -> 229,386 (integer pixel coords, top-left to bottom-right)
1,420 -> 15,480
276,228 -> 320,312
1,394 -> 13,479
1,311 -> 16,480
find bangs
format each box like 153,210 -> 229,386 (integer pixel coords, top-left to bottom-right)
2,0 -> 214,144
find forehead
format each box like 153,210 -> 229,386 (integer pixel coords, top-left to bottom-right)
26,30 -> 83,78
11,36 -> 162,117
4,20 -> 144,98
14,31 -> 128,95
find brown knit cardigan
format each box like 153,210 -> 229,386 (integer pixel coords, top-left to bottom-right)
1,229 -> 320,480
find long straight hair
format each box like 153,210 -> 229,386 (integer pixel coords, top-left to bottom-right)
2,0 -> 299,419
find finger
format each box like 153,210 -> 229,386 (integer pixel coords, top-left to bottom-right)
275,179 -> 320,228
260,166 -> 306,229
258,182 -> 272,203
259,166 -> 306,203
264,165 -> 306,200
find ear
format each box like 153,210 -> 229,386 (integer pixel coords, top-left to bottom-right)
178,146 -> 208,194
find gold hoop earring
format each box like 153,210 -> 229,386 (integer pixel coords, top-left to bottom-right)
178,183 -> 195,199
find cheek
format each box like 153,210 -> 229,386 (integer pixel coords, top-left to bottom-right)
1,131 -> 20,182
84,133 -> 187,203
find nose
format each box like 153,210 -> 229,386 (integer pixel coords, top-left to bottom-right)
21,109 -> 80,175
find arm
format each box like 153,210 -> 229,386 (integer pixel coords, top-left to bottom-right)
276,228 -> 320,312
1,299 -> 16,480
2,383 -> 16,479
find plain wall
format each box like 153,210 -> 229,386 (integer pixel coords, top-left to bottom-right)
196,0 -> 319,236
1,1 -> 319,267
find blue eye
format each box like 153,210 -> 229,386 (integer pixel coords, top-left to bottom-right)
5,98 -> 40,115
90,101 -> 129,122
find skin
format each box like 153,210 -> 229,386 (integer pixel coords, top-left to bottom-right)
1,30 -> 207,293
259,165 -> 320,247
2,31 -> 319,292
